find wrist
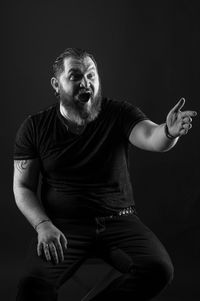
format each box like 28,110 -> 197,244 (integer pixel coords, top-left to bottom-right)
34,219 -> 51,232
164,123 -> 177,139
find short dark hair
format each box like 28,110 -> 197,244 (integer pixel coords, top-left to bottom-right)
52,47 -> 98,78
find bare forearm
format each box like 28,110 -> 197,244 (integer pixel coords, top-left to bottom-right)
150,123 -> 179,152
13,186 -> 51,229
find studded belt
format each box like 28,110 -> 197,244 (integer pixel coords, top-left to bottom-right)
105,206 -> 137,219
118,206 -> 136,216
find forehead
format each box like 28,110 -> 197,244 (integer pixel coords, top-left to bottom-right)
63,56 -> 97,73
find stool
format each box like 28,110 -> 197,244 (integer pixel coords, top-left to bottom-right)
60,257 -> 120,301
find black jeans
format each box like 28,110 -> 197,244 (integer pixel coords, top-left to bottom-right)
16,214 -> 174,301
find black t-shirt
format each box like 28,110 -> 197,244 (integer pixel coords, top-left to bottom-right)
14,97 -> 148,218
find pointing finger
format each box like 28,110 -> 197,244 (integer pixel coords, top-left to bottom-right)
180,111 -> 197,118
171,97 -> 185,113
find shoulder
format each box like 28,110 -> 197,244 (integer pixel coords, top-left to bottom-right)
102,97 -> 145,118
16,102 -> 57,137
102,97 -> 135,114
103,97 -> 139,110
20,102 -> 57,130
28,102 -> 57,122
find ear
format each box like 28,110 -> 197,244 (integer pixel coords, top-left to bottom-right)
51,77 -> 59,92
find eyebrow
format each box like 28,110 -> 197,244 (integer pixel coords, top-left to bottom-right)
68,66 -> 96,74
68,68 -> 81,74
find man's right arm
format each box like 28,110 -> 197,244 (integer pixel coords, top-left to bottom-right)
13,159 -> 50,228
13,159 -> 67,264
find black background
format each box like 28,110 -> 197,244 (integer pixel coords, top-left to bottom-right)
1,0 -> 200,300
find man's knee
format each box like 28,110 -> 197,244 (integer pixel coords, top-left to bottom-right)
16,276 -> 57,301
135,259 -> 174,297
125,258 -> 174,300
150,260 -> 174,287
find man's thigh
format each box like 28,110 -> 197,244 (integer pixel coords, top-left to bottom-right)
20,218 -> 96,288
97,214 -> 173,274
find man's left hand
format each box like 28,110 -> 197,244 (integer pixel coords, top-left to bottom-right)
166,98 -> 197,138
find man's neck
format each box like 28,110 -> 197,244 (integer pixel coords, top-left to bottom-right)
59,103 -> 86,126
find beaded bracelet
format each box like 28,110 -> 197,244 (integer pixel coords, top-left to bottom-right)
164,124 -> 176,139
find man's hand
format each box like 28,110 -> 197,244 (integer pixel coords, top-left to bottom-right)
166,98 -> 197,138
36,221 -> 68,264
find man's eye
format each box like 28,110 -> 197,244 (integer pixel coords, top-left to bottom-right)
69,74 -> 81,81
87,73 -> 95,80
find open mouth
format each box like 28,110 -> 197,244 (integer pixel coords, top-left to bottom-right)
77,91 -> 92,103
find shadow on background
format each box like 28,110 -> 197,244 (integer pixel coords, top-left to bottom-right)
1,0 -> 200,300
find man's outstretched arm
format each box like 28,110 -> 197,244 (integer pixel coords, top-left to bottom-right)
129,98 -> 197,152
13,159 -> 67,264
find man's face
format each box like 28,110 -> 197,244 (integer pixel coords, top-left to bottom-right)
52,56 -> 102,124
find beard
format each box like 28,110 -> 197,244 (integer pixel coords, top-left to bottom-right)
59,85 -> 102,126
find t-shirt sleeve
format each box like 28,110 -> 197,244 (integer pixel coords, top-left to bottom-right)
119,101 -> 149,140
13,116 -> 38,160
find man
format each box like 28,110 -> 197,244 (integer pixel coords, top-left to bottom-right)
13,48 -> 197,301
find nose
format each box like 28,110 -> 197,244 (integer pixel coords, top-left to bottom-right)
80,76 -> 90,89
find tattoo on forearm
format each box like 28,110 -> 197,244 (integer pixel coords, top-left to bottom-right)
14,160 -> 28,173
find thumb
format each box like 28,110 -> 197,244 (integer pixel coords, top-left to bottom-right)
171,97 -> 185,113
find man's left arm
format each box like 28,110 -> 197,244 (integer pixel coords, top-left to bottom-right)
129,98 -> 197,152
